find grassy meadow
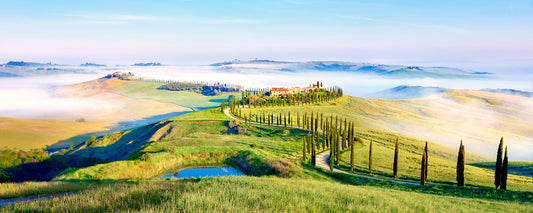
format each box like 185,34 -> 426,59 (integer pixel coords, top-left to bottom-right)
55,109 -> 306,181
4,177 -> 532,212
109,81 -> 240,111
238,92 -> 533,160
239,96 -> 533,191
1,92 -> 532,211
0,117 -> 108,150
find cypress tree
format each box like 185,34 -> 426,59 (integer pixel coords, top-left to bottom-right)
335,129 -> 340,165
311,132 -> 316,166
501,146 -> 508,190
421,150 -> 427,185
393,138 -> 399,178
303,136 -> 307,162
424,141 -> 429,181
297,112 -> 300,127
307,133 -> 311,155
456,140 -> 465,187
369,140 -> 373,175
329,147 -> 334,172
495,137 -> 504,189
350,131 -> 354,172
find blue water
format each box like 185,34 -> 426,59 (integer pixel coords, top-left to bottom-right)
160,167 -> 243,179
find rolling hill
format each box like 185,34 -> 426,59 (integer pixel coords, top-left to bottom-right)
210,60 -> 491,78
0,117 -> 108,150
241,90 -> 533,160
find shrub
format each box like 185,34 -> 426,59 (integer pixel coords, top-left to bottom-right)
228,120 -> 240,128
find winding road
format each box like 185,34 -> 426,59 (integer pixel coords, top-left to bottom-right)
224,107 -> 420,186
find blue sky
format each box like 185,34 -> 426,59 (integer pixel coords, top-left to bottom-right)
1,0 -> 532,68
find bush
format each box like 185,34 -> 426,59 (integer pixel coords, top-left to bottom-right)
228,120 -> 240,128
237,127 -> 247,135
140,153 -> 152,162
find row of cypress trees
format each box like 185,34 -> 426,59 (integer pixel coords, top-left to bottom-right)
225,86 -> 512,190
456,138 -> 509,190
494,137 -> 509,190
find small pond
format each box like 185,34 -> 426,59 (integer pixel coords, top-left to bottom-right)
160,167 -> 243,179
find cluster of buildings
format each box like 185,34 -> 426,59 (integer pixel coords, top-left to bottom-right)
269,83 -> 320,97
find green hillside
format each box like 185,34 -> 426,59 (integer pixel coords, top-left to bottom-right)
1,93 -> 532,211
238,91 -> 533,160
109,81 -> 240,111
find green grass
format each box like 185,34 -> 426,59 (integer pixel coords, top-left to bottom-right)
239,99 -> 533,191
55,116 -> 306,181
169,108 -> 231,121
109,81 -> 239,111
0,182 -> 93,199
4,176 -> 531,212
470,161 -> 533,178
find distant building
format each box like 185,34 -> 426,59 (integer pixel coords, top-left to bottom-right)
268,83 -> 320,97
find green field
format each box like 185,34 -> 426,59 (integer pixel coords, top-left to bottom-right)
109,81 -> 240,111
237,96 -> 533,191
238,92 -> 533,161
5,176 -> 532,212
1,92 -> 532,211
0,117 -> 108,150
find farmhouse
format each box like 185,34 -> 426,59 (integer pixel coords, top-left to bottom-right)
268,83 -> 320,97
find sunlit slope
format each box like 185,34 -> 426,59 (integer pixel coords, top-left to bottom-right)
55,78 -> 129,97
54,78 -> 239,126
242,90 -> 533,160
0,117 -> 108,150
58,108 -> 533,191
108,81 -> 239,111
53,78 -> 194,126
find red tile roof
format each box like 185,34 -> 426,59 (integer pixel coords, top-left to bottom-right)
271,88 -> 289,92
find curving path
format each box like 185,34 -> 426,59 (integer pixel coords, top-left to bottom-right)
224,107 -> 420,186
0,192 -> 77,208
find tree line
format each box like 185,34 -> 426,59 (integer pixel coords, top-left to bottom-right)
159,82 -> 241,96
222,83 -> 343,113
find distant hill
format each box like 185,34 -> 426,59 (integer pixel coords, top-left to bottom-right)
80,62 -> 106,67
4,61 -> 51,67
369,85 -> 451,99
480,88 -> 533,98
0,61 -> 87,77
132,62 -> 163,66
210,60 -> 491,78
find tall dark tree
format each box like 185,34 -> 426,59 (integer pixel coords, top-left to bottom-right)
311,132 -> 316,166
424,141 -> 429,181
302,136 -> 307,162
393,138 -> 399,178
329,148 -> 334,172
456,140 -> 465,187
495,137 -> 504,189
420,150 -> 426,185
350,130 -> 355,172
369,140 -> 373,175
501,146 -> 508,190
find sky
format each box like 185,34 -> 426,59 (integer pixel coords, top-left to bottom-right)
1,0 -> 532,70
